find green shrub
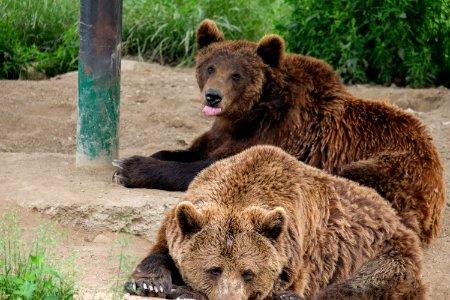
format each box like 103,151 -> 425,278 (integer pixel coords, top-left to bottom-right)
34,25 -> 79,78
0,211 -> 77,300
0,20 -> 39,79
279,0 -> 450,87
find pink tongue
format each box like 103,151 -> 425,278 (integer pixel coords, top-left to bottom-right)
202,106 -> 222,116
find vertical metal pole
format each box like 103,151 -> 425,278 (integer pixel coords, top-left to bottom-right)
76,0 -> 122,168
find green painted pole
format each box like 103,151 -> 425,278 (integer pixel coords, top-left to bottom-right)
76,0 -> 122,168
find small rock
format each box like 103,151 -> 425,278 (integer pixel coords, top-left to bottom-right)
176,139 -> 188,146
92,234 -> 112,243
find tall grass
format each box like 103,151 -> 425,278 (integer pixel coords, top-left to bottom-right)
0,0 -> 282,78
0,210 -> 77,300
109,233 -> 137,300
123,0 -> 282,65
0,0 -> 79,79
1,0 -> 448,87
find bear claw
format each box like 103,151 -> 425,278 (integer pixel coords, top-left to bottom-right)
112,171 -> 126,185
125,279 -> 168,297
124,281 -> 138,295
112,159 -> 128,186
112,159 -> 124,169
275,291 -> 304,300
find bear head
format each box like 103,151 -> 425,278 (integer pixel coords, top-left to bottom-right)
195,19 -> 285,119
170,200 -> 288,300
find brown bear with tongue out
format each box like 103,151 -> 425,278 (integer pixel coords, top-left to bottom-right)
113,19 -> 445,245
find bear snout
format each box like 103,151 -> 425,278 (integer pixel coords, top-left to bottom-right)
205,88 -> 223,106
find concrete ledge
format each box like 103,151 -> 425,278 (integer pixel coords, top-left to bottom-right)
0,152 -> 182,241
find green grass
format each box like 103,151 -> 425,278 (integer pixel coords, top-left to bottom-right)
122,0 -> 283,65
0,0 -> 282,78
0,209 -> 149,300
0,0 -> 79,79
109,233 -> 138,300
0,210 -> 77,300
1,0 -> 448,87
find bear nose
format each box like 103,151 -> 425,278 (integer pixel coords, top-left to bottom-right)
205,89 -> 223,106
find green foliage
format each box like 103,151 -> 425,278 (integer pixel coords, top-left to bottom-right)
0,0 -> 79,79
279,0 -> 450,87
0,210 -> 77,300
1,0 -> 281,78
2,0 -> 448,87
122,0 -> 282,65
109,233 -> 137,300
34,25 -> 79,78
0,20 -> 40,79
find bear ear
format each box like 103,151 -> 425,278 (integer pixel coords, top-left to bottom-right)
256,35 -> 285,68
196,19 -> 225,50
255,207 -> 287,241
176,201 -> 203,235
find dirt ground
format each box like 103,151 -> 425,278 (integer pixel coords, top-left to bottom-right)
0,59 -> 449,299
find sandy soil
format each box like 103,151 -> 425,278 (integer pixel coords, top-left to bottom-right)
0,59 -> 449,299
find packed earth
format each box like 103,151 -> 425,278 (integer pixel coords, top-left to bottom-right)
0,59 -> 449,299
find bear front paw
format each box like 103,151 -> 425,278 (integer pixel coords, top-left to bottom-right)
272,291 -> 304,300
166,285 -> 208,300
124,278 -> 167,297
124,273 -> 171,298
112,156 -> 162,188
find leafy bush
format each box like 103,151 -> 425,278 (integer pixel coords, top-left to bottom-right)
0,211 -> 77,300
34,25 -> 79,78
279,0 -> 450,87
0,21 -> 39,79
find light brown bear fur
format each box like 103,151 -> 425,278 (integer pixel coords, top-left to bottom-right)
114,19 -> 445,245
129,146 -> 427,300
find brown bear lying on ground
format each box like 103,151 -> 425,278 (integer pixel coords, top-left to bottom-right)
125,146 -> 427,300
113,19 -> 445,244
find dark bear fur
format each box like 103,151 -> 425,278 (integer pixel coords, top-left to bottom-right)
126,146 -> 427,300
113,19 -> 445,244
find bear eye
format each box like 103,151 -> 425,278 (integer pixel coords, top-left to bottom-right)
242,270 -> 254,282
207,267 -> 222,279
207,66 -> 215,74
231,73 -> 241,81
